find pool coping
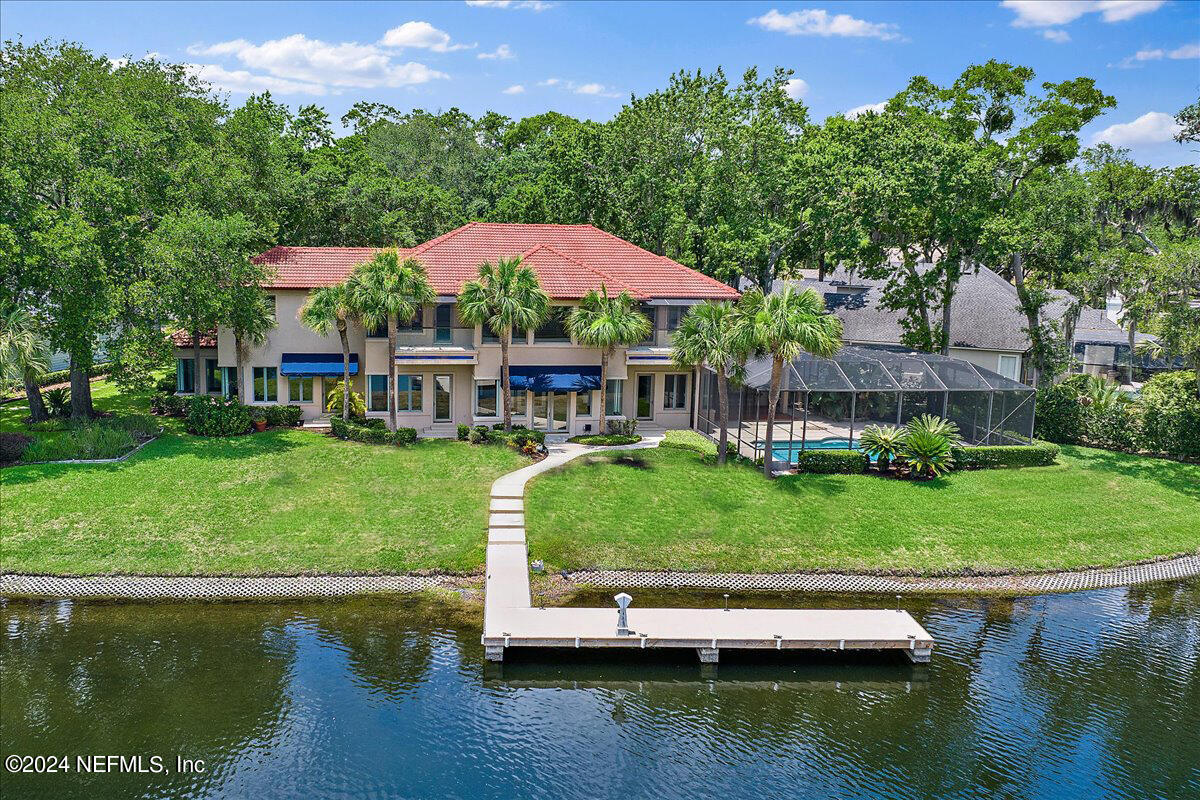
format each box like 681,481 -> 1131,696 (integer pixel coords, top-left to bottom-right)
2,553 -> 1196,600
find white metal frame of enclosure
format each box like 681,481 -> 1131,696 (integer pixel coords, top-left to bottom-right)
696,346 -> 1037,466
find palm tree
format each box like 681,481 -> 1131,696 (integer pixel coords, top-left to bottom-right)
300,282 -> 356,420
670,301 -> 747,465
0,302 -> 51,422
568,286 -> 652,435
737,286 -> 843,479
225,288 -> 275,405
457,257 -> 549,431
348,251 -> 436,431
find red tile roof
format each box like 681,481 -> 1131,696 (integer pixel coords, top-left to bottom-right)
255,223 -> 739,301
170,329 -> 217,348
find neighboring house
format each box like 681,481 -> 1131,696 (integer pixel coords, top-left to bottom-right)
781,265 -> 1153,385
172,222 -> 739,436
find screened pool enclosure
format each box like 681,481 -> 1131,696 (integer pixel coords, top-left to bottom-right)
696,346 -> 1036,467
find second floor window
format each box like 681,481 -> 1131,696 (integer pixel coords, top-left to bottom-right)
533,307 -> 570,343
434,304 -> 454,343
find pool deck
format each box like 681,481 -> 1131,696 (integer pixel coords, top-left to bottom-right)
482,439 -> 935,664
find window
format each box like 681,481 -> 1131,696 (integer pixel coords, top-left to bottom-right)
403,307 -> 424,332
998,354 -> 1020,381
252,367 -> 278,402
367,319 -> 387,338
222,367 -> 238,399
288,376 -> 314,403
666,306 -> 687,331
265,295 -> 276,322
368,375 -> 388,411
512,388 -> 528,417
576,390 -> 593,417
606,379 -> 623,416
638,304 -> 657,344
434,304 -> 454,344
396,375 -> 423,412
176,358 -> 194,393
664,373 -> 688,410
205,359 -> 221,394
534,307 -> 570,343
476,380 -> 498,416
481,324 -> 500,344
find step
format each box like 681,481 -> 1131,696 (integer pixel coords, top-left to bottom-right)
490,498 -> 524,512
489,512 -> 525,528
488,528 -> 526,544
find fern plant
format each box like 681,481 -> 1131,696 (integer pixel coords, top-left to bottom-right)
858,424 -> 906,473
900,428 -> 956,479
324,381 -> 366,419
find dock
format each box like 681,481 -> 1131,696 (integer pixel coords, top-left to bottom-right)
483,441 -> 934,665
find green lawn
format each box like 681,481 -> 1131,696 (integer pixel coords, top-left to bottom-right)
525,445 -> 1200,574
1,377 -> 182,447
2,430 -> 527,575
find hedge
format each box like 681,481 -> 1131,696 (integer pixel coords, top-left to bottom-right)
1136,371 -> 1200,459
329,417 -> 417,446
660,429 -> 719,456
791,449 -> 868,474
952,442 -> 1059,470
33,362 -> 110,388
1034,382 -> 1083,443
261,405 -> 303,428
568,434 -> 642,445
184,396 -> 251,437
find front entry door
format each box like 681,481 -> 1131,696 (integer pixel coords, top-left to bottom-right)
636,374 -> 654,420
434,374 -> 452,422
532,392 -> 569,431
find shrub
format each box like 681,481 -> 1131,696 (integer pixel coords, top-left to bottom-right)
457,423 -> 470,441
329,416 -> 416,446
952,442 -> 1059,469
900,429 -> 956,479
1034,381 -> 1084,444
1,433 -> 32,464
858,424 -> 906,473
21,424 -> 135,462
791,449 -> 867,474
569,434 -> 642,445
155,374 -> 178,393
467,428 -> 486,445
44,387 -> 70,418
150,392 -> 186,417
1083,402 -> 1137,452
503,428 -> 545,448
263,405 -> 303,428
606,419 -> 638,437
185,396 -> 251,437
324,381 -> 366,418
1135,370 -> 1200,459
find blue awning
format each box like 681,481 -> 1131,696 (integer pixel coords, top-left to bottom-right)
280,352 -> 359,376
508,365 -> 602,392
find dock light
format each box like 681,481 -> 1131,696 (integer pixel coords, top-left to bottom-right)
723,593 -> 730,611
531,559 -> 544,573
896,594 -> 902,612
615,592 -> 633,636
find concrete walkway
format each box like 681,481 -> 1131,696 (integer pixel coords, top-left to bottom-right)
482,436 -> 935,664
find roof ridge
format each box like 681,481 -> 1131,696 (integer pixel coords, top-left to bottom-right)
412,221 -> 479,255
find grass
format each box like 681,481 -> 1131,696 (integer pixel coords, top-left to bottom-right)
0,377 -> 182,447
2,429 -> 527,576
525,445 -> 1200,574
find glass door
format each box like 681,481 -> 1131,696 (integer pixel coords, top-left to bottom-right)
532,392 -> 549,430
551,392 -> 568,431
636,374 -> 654,419
434,374 -> 452,422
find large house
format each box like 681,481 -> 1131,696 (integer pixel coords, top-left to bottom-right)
784,264 -> 1154,385
172,222 -> 739,437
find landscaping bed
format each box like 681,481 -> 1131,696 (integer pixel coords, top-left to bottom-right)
525,443 -> 1200,575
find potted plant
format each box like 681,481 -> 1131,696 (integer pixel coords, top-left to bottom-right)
252,412 -> 268,432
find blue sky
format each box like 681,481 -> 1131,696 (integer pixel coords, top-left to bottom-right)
4,0 -> 1197,165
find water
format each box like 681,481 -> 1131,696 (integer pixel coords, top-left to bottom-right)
770,437 -> 864,464
2,582 -> 1198,800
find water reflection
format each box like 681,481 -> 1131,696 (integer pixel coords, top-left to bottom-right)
1,582 -> 1197,800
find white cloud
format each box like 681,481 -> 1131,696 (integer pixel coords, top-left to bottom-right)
465,0 -> 553,10
1091,111 -> 1183,146
187,34 -> 448,88
186,63 -> 327,95
747,8 -> 902,41
575,82 -> 613,96
478,44 -> 515,60
784,78 -> 809,100
1042,29 -> 1071,43
843,101 -> 887,118
502,84 -> 525,94
1001,1 -> 1164,28
1116,42 -> 1199,67
538,77 -> 561,86
379,21 -> 474,52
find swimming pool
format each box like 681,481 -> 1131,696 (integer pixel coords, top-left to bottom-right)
761,438 -> 864,464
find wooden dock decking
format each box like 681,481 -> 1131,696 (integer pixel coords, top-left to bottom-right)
482,440 -> 935,665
